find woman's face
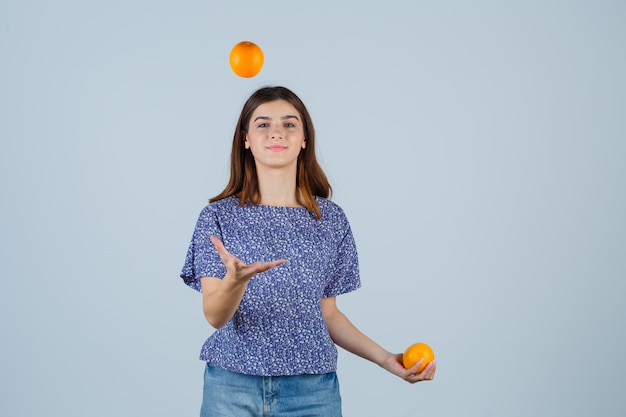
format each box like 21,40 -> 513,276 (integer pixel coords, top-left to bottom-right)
244,99 -> 306,173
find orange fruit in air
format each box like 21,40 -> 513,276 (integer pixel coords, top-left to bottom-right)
229,41 -> 264,78
402,342 -> 435,373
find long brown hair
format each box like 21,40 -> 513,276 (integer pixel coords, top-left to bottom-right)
210,86 -> 331,219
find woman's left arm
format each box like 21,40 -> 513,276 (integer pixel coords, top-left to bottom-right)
321,296 -> 436,384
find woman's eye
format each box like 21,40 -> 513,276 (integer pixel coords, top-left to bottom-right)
258,123 -> 269,128
285,122 -> 295,128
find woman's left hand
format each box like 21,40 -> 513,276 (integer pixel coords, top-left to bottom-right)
382,353 -> 437,384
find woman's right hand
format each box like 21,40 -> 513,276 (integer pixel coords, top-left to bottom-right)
201,237 -> 287,328
210,236 -> 287,283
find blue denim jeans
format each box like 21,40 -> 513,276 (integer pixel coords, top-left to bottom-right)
200,363 -> 342,417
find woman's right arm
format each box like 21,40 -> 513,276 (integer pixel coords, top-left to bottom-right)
200,236 -> 286,329
200,276 -> 248,329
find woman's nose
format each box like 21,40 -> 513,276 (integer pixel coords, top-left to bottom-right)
270,128 -> 283,139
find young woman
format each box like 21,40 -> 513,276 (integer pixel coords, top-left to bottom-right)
181,86 -> 436,416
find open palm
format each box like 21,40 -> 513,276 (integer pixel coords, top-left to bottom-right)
210,236 -> 287,283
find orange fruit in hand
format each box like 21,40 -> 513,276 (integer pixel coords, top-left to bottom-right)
229,41 -> 264,78
402,342 -> 435,373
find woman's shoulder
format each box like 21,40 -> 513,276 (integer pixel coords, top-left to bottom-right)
316,196 -> 338,210
198,196 -> 240,216
209,195 -> 240,208
316,197 -> 349,221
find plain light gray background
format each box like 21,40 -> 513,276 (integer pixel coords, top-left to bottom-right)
1,1 -> 625,416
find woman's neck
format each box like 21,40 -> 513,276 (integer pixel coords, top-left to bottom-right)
257,168 -> 300,207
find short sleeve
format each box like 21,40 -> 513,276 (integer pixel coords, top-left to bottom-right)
180,205 -> 227,292
323,217 -> 361,297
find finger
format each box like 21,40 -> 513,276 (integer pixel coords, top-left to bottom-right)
409,359 -> 424,375
405,371 -> 423,384
403,360 -> 435,383
269,259 -> 287,267
209,236 -> 226,253
415,361 -> 436,381
209,236 -> 234,264
250,259 -> 287,274
422,360 -> 436,379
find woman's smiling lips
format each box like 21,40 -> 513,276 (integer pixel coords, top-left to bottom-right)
267,145 -> 287,152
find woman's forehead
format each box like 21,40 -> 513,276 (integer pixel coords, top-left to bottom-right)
252,99 -> 299,117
